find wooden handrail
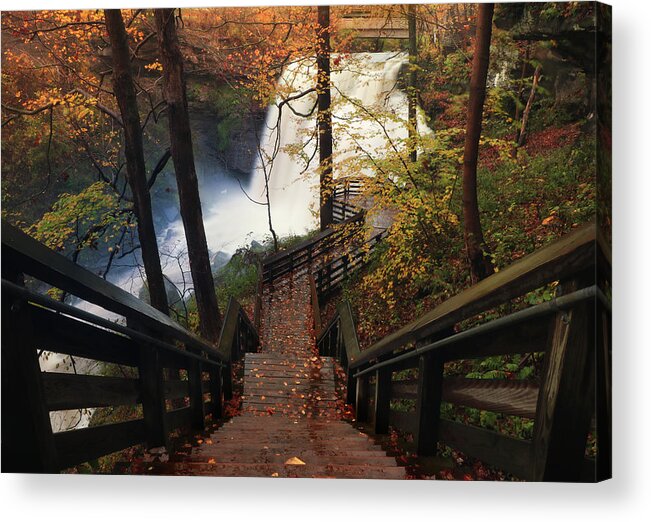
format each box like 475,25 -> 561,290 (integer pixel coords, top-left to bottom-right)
322,223 -> 611,482
314,229 -> 388,300
2,280 -> 224,366
1,219 -> 259,473
261,212 -> 365,284
1,221 -> 215,355
316,300 -> 361,404
351,222 -> 599,369
262,213 -> 362,265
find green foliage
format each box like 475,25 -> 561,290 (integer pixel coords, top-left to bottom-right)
187,81 -> 245,154
214,249 -> 259,309
441,50 -> 471,92
440,402 -> 535,440
30,181 -> 126,252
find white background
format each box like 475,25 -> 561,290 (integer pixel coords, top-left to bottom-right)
1,0 -> 649,520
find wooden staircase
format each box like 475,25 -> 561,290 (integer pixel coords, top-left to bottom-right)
126,350 -> 404,480
126,270 -> 405,479
1,220 -> 609,481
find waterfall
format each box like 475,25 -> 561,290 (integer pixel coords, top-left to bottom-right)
250,51 -> 426,236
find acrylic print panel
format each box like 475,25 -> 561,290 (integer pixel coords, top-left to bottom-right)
0,2 -> 611,482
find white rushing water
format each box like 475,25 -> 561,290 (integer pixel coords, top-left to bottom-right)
45,52 -> 423,431
249,51 -> 428,235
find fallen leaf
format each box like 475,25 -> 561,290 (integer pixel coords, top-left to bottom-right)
285,457 -> 306,466
208,458 -> 216,464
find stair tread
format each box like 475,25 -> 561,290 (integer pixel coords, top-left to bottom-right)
134,461 -> 406,479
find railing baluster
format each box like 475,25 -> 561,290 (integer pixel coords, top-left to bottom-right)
208,363 -> 223,420
355,374 -> 369,423
595,298 -> 612,480
188,357 -> 205,431
531,275 -> 596,481
222,364 -> 234,401
336,319 -> 343,361
414,353 -> 444,456
135,325 -> 169,449
1,266 -> 58,472
373,367 -> 392,434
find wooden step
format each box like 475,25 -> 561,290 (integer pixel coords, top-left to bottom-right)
182,453 -> 398,466
136,461 -> 406,479
190,448 -> 389,459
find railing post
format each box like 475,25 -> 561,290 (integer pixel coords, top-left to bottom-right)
345,364 -> 357,406
316,269 -> 323,301
222,364 -> 233,401
336,319 -> 343,361
595,297 -> 612,480
254,266 -> 263,331
414,353 -> 444,456
187,358 -> 205,431
1,265 -> 58,472
531,276 -> 596,481
234,316 -> 241,361
208,363 -> 223,420
309,274 -> 322,334
136,334 -> 169,449
355,374 -> 369,422
374,367 -> 392,434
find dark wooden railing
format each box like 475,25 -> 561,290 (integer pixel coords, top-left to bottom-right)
261,213 -> 364,284
333,178 -> 363,223
314,229 -> 388,301
316,300 -> 362,406
261,178 -> 367,285
216,296 -> 259,400
262,177 -> 386,301
1,220 -> 258,473
318,222 -> 611,482
253,257 -> 264,330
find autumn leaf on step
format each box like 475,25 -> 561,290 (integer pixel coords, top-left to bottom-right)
285,457 -> 306,466
207,458 -> 216,464
542,214 -> 560,226
271,472 -> 279,477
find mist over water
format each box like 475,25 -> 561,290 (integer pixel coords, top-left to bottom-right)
45,52 -> 420,431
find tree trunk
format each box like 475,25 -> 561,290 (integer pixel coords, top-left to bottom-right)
513,44 -> 530,141
517,64 -> 543,148
408,4 -> 418,163
154,8 -> 222,342
317,5 -> 333,231
462,3 -> 495,284
104,9 -> 169,315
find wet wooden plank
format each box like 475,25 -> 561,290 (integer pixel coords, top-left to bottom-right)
30,305 -> 138,367
439,419 -> 533,480
167,407 -> 192,431
55,419 -> 146,470
1,221 -> 217,357
42,373 -> 140,411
